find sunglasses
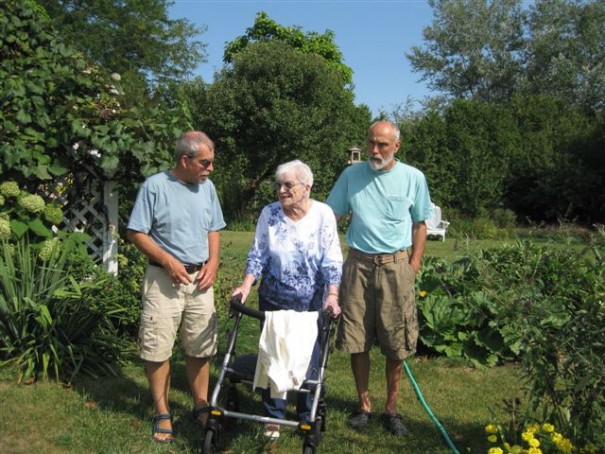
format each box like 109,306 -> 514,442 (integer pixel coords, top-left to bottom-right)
188,156 -> 213,168
274,181 -> 303,191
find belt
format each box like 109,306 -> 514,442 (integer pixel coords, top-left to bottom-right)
149,261 -> 205,273
348,248 -> 408,265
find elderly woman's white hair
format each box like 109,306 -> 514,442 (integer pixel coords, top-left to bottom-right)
275,159 -> 314,187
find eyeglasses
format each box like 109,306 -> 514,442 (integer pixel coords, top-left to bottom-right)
274,181 -> 303,191
188,156 -> 213,168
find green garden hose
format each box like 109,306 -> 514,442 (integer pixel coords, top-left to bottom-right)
403,360 -> 461,454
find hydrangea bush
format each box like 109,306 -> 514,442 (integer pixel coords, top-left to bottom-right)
0,180 -> 64,245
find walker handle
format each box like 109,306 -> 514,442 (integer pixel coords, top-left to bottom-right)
229,295 -> 265,321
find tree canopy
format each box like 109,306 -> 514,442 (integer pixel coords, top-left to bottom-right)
36,0 -> 207,100
224,11 -> 353,85
191,40 -> 369,221
408,0 -> 605,113
408,0 -> 525,102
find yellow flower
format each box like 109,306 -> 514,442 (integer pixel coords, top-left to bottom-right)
485,424 -> 499,434
527,448 -> 542,454
419,290 -> 428,298
487,448 -> 504,454
529,438 -> 540,448
555,438 -> 573,453
509,446 -> 523,454
522,431 -> 535,442
540,423 -> 555,433
551,433 -> 563,443
487,435 -> 498,443
526,422 -> 540,434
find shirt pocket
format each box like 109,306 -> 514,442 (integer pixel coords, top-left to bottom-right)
385,195 -> 412,223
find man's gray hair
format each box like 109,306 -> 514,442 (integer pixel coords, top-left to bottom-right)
174,131 -> 214,160
275,159 -> 314,187
369,120 -> 401,141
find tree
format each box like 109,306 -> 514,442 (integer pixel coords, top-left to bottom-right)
191,41 -> 369,222
524,0 -> 605,113
506,95 -> 603,224
224,11 -> 353,86
400,108 -> 455,208
407,0 -> 525,102
36,0 -> 207,101
408,0 -> 605,114
443,100 -> 519,216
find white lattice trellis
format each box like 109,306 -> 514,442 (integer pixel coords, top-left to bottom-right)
41,175 -> 119,275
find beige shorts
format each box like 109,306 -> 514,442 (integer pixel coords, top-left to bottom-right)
336,250 -> 418,361
138,265 -> 217,362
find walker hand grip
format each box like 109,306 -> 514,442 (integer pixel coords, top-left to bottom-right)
230,295 -> 265,321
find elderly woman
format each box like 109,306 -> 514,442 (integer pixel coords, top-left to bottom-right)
232,159 -> 342,439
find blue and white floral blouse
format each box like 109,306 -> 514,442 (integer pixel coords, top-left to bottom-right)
246,200 -> 343,312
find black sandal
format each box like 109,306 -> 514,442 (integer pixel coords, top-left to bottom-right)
152,413 -> 174,443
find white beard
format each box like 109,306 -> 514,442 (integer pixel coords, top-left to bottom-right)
369,154 -> 395,171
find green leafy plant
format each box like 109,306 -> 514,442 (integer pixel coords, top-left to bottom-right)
416,255 -> 515,366
417,234 -> 605,449
0,236 -> 128,383
2,1 -> 188,193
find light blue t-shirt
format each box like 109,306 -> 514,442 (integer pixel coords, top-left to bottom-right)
326,160 -> 432,253
127,171 -> 226,264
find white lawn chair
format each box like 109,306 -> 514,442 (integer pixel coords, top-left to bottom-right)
426,203 -> 450,241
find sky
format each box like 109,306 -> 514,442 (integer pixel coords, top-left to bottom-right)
168,0 -> 436,116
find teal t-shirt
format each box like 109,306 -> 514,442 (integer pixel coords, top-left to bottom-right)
326,160 -> 432,253
127,171 -> 226,264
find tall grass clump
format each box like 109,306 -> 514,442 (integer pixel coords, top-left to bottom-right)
0,236 -> 128,384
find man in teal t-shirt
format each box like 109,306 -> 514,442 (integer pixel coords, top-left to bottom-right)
327,120 -> 432,437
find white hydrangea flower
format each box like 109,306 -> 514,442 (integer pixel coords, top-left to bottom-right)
19,194 -> 46,214
0,181 -> 20,198
0,218 -> 11,240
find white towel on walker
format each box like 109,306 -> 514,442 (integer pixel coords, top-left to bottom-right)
253,310 -> 319,400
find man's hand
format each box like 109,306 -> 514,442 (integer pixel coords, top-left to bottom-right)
164,258 -> 194,286
196,260 -> 218,291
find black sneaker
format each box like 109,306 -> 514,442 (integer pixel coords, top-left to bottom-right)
380,413 -> 410,437
347,410 -> 373,430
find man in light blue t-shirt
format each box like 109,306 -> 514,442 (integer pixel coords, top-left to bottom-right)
327,120 -> 432,438
127,131 -> 226,443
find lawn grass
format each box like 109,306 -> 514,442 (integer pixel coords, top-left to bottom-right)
0,231 -> 531,453
0,350 -> 522,453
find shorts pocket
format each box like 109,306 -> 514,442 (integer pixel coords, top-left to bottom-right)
139,312 -> 159,357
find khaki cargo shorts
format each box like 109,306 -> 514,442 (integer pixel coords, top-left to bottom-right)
138,265 -> 217,362
336,250 -> 418,361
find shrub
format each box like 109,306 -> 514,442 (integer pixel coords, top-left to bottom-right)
113,239 -> 147,339
492,208 -> 517,229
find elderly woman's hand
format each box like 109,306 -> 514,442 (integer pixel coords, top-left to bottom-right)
231,286 -> 250,303
323,294 -> 341,318
231,274 -> 255,304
